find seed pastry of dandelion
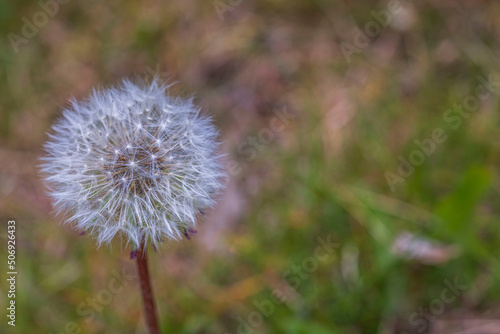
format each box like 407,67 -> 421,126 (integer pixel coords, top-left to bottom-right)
41,78 -> 224,334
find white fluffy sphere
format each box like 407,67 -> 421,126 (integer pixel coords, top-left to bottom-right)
41,79 -> 224,247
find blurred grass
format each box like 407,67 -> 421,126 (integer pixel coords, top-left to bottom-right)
1,0 -> 500,333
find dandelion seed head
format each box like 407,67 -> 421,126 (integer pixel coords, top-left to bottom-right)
40,78 -> 225,247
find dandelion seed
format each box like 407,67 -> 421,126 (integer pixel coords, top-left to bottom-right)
40,78 -> 225,248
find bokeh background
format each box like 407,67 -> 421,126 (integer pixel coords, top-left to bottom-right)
1,0 -> 500,333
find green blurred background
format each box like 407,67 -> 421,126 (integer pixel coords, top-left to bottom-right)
1,0 -> 500,333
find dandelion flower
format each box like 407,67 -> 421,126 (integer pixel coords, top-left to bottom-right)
41,78 -> 224,248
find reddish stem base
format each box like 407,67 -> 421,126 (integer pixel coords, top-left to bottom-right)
136,242 -> 160,334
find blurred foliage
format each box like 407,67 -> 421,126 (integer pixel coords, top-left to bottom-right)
1,0 -> 500,333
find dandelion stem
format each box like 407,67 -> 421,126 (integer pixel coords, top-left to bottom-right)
136,241 -> 160,334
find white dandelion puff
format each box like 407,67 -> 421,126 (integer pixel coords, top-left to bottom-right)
40,78 -> 225,248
